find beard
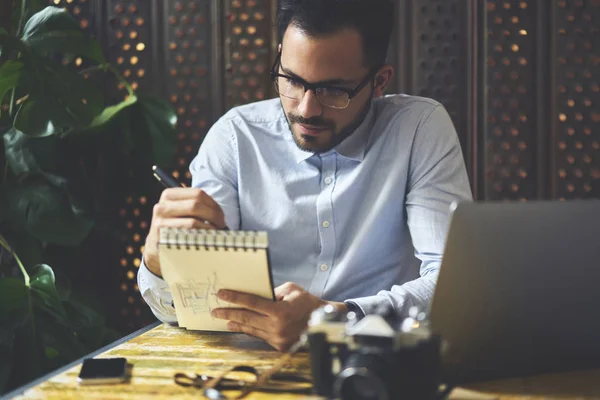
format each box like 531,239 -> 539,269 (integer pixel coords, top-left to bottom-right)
282,94 -> 373,154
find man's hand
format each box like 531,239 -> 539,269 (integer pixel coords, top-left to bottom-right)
211,282 -> 348,352
143,188 -> 226,277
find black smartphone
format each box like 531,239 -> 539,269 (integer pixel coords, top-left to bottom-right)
77,357 -> 128,385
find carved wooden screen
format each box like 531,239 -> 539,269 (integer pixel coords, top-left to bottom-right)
552,0 -> 600,199
390,0 -> 474,183
484,0 -> 538,201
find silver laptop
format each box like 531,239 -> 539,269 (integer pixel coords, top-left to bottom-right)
429,200 -> 600,384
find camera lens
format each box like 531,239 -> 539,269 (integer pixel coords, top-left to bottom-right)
333,351 -> 396,400
335,367 -> 390,400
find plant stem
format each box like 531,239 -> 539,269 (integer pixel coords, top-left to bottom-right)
108,65 -> 135,97
8,0 -> 27,118
16,0 -> 27,37
8,86 -> 16,116
0,234 -> 31,287
78,64 -> 109,75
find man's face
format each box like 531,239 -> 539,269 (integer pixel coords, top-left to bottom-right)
278,26 -> 375,153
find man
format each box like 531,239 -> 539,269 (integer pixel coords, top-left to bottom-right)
138,0 -> 472,352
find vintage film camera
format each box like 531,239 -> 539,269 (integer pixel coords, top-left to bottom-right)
304,303 -> 448,400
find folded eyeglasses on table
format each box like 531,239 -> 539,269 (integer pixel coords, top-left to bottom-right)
174,364 -> 312,399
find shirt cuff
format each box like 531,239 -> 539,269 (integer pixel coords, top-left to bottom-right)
344,295 -> 395,318
344,301 -> 365,319
137,258 -> 178,324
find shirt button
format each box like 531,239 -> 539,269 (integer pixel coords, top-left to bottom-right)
324,177 -> 333,185
322,221 -> 330,228
320,264 -> 328,271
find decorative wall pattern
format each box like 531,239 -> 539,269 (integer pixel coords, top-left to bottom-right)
223,0 -> 274,109
484,0 -> 537,200
412,0 -> 469,156
390,0 -> 473,180
553,0 -> 600,199
106,0 -> 158,331
51,0 -> 96,31
164,0 -> 213,184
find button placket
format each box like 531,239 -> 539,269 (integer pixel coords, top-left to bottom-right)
309,153 -> 337,296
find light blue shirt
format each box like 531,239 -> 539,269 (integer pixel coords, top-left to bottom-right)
138,94 -> 473,323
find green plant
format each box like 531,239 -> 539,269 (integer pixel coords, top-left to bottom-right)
0,3 -> 177,393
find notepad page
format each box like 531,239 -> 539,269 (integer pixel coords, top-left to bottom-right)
159,245 -> 274,331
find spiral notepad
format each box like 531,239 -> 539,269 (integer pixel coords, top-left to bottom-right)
158,228 -> 275,331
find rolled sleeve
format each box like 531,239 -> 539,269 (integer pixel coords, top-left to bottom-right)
138,114 -> 241,324
137,258 -> 177,324
346,105 -> 472,318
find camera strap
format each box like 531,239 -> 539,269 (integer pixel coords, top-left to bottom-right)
234,339 -> 306,399
202,339 -> 309,400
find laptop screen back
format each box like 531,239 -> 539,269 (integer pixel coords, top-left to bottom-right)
429,200 -> 600,384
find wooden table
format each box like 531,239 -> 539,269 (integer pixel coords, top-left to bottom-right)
5,322 -> 600,399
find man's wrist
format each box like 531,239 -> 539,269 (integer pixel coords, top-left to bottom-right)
142,254 -> 163,279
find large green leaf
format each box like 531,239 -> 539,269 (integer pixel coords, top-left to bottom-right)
64,295 -> 105,350
0,277 -> 28,388
2,175 -> 94,246
9,0 -> 48,37
22,7 -> 81,41
0,230 -> 44,272
133,97 -> 178,165
0,186 -> 6,224
15,58 -> 104,137
0,278 -> 35,393
0,28 -> 25,58
0,278 -> 28,325
0,278 -> 29,390
3,127 -> 59,175
21,7 -> 105,65
10,306 -> 39,391
30,264 -> 68,325
29,265 -> 85,370
13,98 -> 57,138
88,95 -> 137,130
0,60 -> 23,106
0,326 -> 15,393
28,265 -> 84,369
34,311 -> 85,372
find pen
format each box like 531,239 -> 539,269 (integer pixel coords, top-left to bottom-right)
151,165 -> 229,230
152,165 -> 186,188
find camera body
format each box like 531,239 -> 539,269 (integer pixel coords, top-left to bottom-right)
305,304 -> 442,400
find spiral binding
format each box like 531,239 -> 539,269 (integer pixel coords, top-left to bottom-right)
159,227 -> 268,251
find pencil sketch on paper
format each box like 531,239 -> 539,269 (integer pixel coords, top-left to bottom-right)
175,272 -> 222,317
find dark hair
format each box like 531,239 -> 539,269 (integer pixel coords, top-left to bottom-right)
277,0 -> 394,69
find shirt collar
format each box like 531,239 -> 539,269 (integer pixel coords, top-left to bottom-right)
333,101 -> 374,162
283,102 -> 375,164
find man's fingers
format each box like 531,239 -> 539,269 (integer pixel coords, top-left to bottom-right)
156,199 -> 221,223
226,322 -> 272,343
274,282 -> 301,299
154,196 -> 226,229
212,308 -> 269,330
160,188 -> 221,210
217,290 -> 276,315
155,217 -> 216,230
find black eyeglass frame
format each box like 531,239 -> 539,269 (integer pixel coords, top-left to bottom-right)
269,52 -> 380,109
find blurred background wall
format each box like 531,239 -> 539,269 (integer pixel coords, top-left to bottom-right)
48,0 -> 599,332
